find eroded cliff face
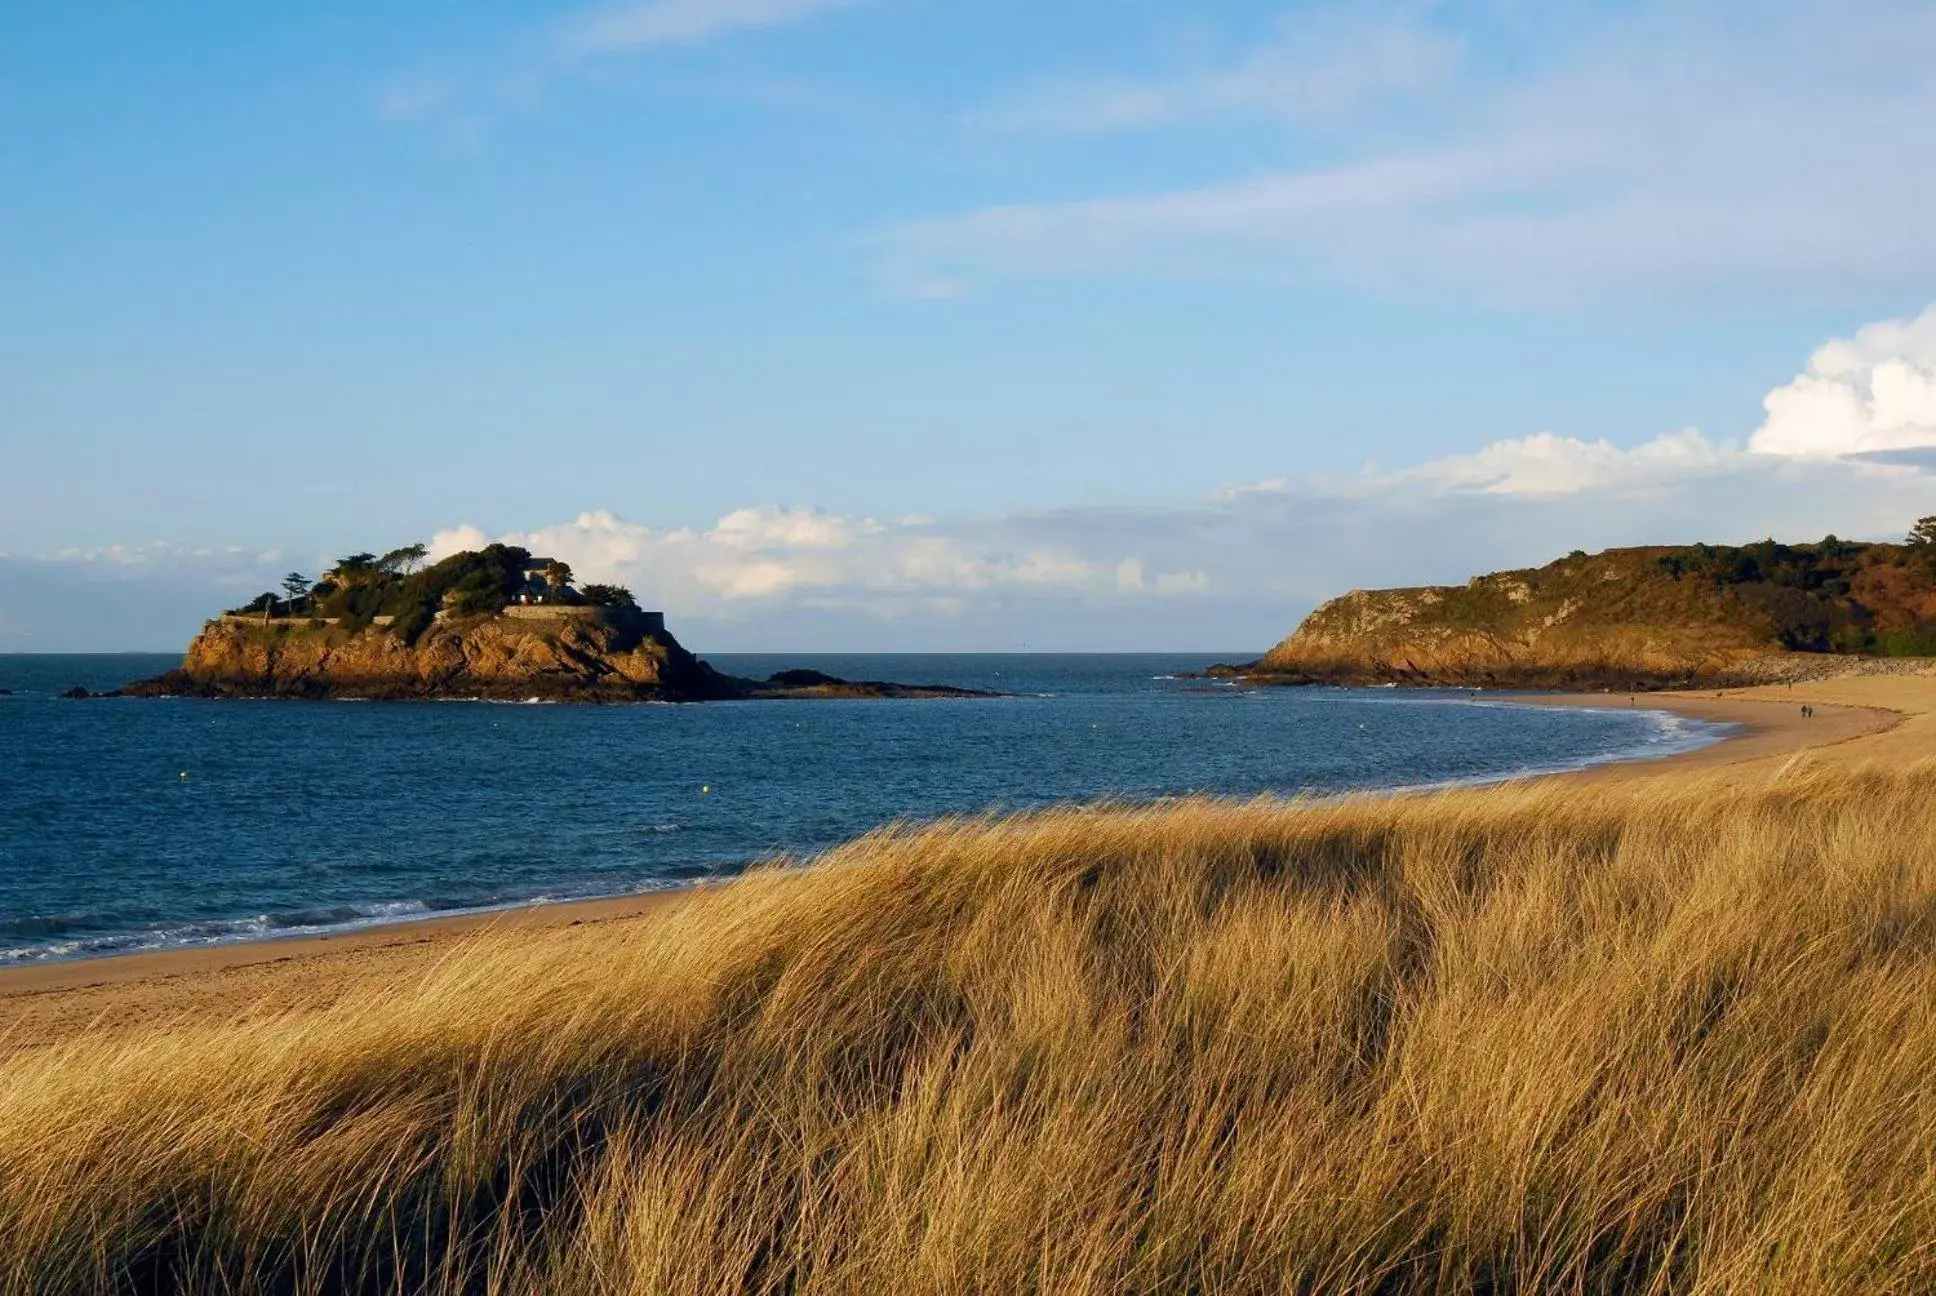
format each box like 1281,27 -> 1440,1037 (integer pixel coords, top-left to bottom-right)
1255,549 -> 1789,688
128,612 -> 725,701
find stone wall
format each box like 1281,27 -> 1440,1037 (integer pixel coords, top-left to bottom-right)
217,614 -> 393,627
502,606 -> 665,634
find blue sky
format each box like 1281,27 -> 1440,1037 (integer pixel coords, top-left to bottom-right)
5,0 -> 1936,650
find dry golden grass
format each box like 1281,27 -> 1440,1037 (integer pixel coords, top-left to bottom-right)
3,762 -> 1935,1294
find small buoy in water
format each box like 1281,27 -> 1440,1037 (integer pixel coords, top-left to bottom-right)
700,784 -> 711,794
1358,724 -> 1367,731
178,771 -> 189,779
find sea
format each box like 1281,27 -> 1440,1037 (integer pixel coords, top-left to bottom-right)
0,653 -> 1730,967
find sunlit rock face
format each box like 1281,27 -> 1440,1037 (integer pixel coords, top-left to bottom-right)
131,610 -> 722,701
1255,542 -> 1936,690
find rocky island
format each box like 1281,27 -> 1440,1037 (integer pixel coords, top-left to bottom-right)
123,544 -> 991,702
1224,523 -> 1936,690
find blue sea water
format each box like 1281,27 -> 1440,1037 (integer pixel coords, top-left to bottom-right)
0,653 -> 1729,966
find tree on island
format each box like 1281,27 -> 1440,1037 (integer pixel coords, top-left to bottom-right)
379,543 -> 428,575
331,553 -> 378,585
543,560 -> 574,593
1911,517 -> 1936,548
580,584 -> 637,609
280,572 -> 310,614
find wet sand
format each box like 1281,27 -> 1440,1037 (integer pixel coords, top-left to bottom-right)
5,671 -> 1930,1050
1515,683 -> 1906,779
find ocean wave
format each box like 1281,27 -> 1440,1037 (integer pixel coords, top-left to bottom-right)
0,900 -> 423,967
0,880 -> 705,970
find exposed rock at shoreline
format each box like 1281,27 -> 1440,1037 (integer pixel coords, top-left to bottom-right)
748,668 -> 989,700
1231,541 -> 1936,691
124,613 -> 995,703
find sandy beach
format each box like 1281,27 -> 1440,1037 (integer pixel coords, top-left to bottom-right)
5,671 -> 1928,1051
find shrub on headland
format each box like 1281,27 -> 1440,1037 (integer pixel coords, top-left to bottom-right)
2,763 -> 1935,1292
224,544 -> 542,629
580,582 -> 638,609
1652,526 -> 1936,653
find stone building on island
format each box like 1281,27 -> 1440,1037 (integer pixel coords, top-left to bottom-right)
515,557 -> 569,605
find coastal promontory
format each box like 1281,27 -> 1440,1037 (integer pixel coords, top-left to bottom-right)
125,544 -> 988,702
1238,526 -> 1936,690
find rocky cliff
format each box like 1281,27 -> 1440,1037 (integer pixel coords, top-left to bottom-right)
126,610 -> 726,701
123,612 -> 994,702
1247,541 -> 1936,689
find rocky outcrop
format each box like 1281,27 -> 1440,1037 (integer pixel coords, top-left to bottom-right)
124,612 -> 996,702
748,669 -> 989,699
1244,544 -> 1936,690
126,610 -> 724,701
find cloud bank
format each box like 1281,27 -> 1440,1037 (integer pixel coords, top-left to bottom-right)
13,306 -> 1936,652
425,505 -> 1213,618
0,544 -> 300,654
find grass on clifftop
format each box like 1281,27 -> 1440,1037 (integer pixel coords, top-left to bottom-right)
4,766 -> 1935,1293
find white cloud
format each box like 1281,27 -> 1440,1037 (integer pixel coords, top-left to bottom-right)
1387,428 -> 1735,497
708,505 -> 882,550
43,541 -> 285,569
891,1 -> 1936,301
425,525 -> 491,562
557,0 -> 865,55
1750,305 -> 1936,458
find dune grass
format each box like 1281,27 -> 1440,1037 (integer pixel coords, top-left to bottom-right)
3,762 -> 1935,1293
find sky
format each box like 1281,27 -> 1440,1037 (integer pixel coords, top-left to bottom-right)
5,0 -> 1936,651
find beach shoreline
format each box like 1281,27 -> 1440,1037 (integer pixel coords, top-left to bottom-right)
1508,684 -> 1902,779
3,674 -> 1925,1048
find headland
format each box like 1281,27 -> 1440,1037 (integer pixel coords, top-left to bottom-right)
1221,533 -> 1936,690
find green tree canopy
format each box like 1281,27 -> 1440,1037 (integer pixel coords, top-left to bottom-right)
580,584 -> 637,609
379,543 -> 428,575
331,553 -> 378,583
